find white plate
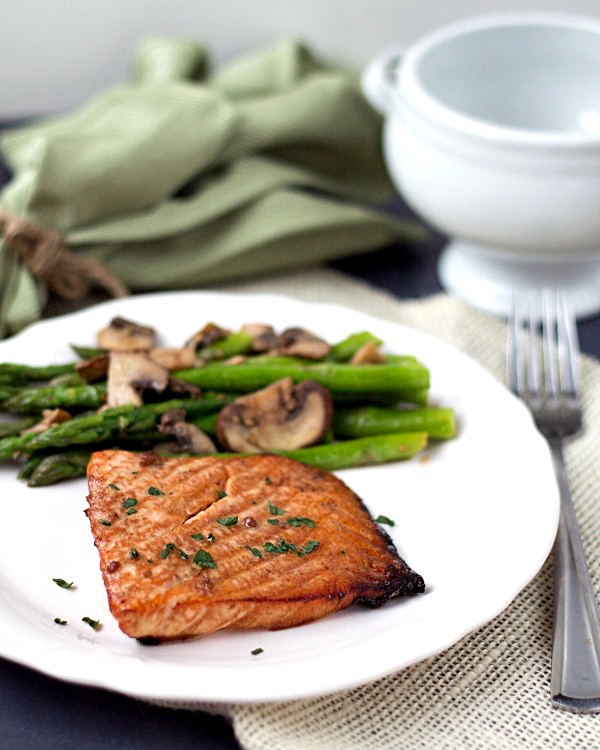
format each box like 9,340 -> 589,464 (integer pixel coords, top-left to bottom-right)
0,291 -> 559,704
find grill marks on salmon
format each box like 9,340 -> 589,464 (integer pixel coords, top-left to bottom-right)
86,449 -> 425,642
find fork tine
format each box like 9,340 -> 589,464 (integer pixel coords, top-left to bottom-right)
556,292 -> 580,395
542,289 -> 559,398
507,293 -> 524,395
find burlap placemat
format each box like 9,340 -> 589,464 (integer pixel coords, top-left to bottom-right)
197,268 -> 599,750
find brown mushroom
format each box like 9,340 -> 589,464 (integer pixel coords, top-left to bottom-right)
350,341 -> 386,365
241,323 -> 278,352
22,408 -> 72,434
186,322 -> 230,350
272,327 -> 331,360
75,354 -> 109,383
96,317 -> 157,351
148,346 -> 200,370
105,352 -> 170,407
159,408 -> 216,454
216,377 -> 333,452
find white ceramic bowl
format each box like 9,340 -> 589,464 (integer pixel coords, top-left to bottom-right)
362,13 -> 600,317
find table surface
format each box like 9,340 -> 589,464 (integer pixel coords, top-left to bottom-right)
0,149 -> 598,750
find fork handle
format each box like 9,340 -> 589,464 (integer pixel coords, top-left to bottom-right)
550,439 -> 600,713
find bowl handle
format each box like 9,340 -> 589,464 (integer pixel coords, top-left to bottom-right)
361,44 -> 405,116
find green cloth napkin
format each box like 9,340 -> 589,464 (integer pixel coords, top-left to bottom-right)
0,37 -> 422,338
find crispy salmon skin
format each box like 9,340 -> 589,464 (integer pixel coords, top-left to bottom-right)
86,449 -> 424,642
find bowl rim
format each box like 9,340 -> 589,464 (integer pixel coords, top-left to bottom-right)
396,11 -> 600,150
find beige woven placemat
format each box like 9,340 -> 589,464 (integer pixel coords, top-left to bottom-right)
194,268 -> 600,749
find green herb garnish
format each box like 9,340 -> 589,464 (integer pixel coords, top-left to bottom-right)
191,533 -> 204,541
217,490 -> 227,499
245,546 -> 262,558
216,516 -> 238,527
52,578 -> 74,589
192,549 -> 217,569
108,483 -> 120,491
160,542 -> 189,560
99,519 -> 111,526
122,497 -> 137,509
251,647 -> 264,656
301,540 -> 320,554
286,517 -> 315,528
375,514 -> 395,527
267,500 -> 285,516
148,486 -> 164,496
130,548 -> 139,559
54,617 -> 67,625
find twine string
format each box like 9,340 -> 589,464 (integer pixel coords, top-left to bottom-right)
0,211 -> 129,300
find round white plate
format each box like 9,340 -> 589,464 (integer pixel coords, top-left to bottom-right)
0,291 -> 559,704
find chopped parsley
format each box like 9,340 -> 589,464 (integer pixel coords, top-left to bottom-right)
122,497 -> 137,509
160,543 -> 189,560
302,540 -> 320,554
52,578 -> 74,589
264,476 -> 272,484
267,500 -> 285,516
263,539 -> 307,556
216,490 -> 227,499
191,533 -> 204,541
375,514 -> 395,527
285,517 -> 315,528
54,617 -> 67,625
216,515 -> 238,527
192,549 -> 217,569
99,519 -> 111,526
126,508 -> 137,515
148,486 -> 165,496
251,647 -> 264,656
82,616 -> 101,631
130,548 -> 139,559
108,483 -> 120,491
267,519 -> 279,526
245,546 -> 262,558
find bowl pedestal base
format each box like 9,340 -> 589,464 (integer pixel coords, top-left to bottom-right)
438,240 -> 600,319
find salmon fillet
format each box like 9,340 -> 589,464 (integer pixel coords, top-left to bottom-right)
86,449 -> 425,642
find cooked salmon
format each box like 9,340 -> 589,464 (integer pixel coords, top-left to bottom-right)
86,449 -> 425,642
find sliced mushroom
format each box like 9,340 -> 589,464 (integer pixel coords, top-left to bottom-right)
159,408 -> 216,454
350,341 -> 386,365
186,322 -> 230,350
75,354 -> 110,383
148,346 -> 200,370
105,352 -> 170,407
272,327 -> 330,360
216,377 -> 333,452
241,323 -> 277,353
97,317 -> 157,352
22,408 -> 72,434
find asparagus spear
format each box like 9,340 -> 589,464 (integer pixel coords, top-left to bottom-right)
4,383 -> 108,413
21,431 -> 428,486
174,358 -> 430,402
277,432 -> 428,470
0,395 -> 235,459
333,406 -> 456,440
20,451 -> 91,486
0,362 -> 76,384
327,331 -> 383,361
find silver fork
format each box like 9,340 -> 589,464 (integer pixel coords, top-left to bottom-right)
508,289 -> 600,713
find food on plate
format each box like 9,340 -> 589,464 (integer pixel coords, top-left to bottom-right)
86,449 -> 425,642
0,316 -> 457,486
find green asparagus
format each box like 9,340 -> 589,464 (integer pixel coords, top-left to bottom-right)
333,406 -> 456,440
174,357 -> 430,402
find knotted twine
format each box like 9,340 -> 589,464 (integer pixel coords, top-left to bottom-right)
0,211 -> 128,301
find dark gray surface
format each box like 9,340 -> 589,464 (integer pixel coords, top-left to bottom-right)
0,124 -> 598,750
